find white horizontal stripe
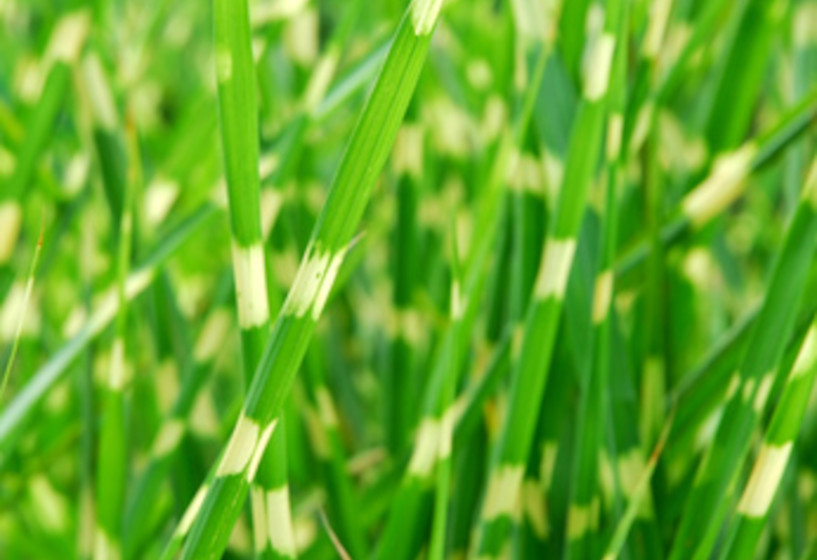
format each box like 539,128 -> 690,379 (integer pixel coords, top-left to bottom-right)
534,238 -> 577,300
806,158 -> 817,209
316,387 -> 339,428
407,418 -> 440,477
592,270 -> 613,324
451,281 -> 467,321
682,144 -> 757,227
250,0 -> 308,25
792,326 -> 817,379
411,0 -> 443,35
145,177 -> 179,226
94,525 -> 120,560
583,34 -> 616,101
629,102 -> 654,155
753,374 -> 774,413
312,250 -> 345,320
482,465 -> 524,520
618,448 -> 652,518
438,402 -> 460,459
642,0 -> 673,58
392,124 -> 425,179
726,372 -> 741,399
303,50 -> 339,114
387,307 -> 425,344
246,420 -> 278,482
522,479 -> 549,539
282,241 -> 345,320
250,487 -> 268,553
539,441 -> 558,491
607,113 -> 624,161
108,338 -> 126,391
737,442 -> 793,517
742,378 -> 756,402
151,420 -> 185,458
231,243 -> 270,328
266,486 -> 297,556
176,484 -> 209,536
260,188 -> 284,240
48,11 -> 90,64
217,413 -> 260,476
82,54 -> 118,130
193,309 -> 233,363
793,3 -> 817,47
567,497 -> 600,539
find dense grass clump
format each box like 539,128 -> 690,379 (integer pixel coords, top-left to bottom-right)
1,1 -> 817,559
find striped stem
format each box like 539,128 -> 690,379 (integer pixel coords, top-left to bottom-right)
212,0 -> 295,556
719,318 -> 817,559
669,158 -> 817,559
615,87 -> 817,283
565,8 -> 628,556
669,296 -> 817,449
125,23 -> 375,545
475,0 -> 624,555
166,2 -> 447,557
373,30 -> 552,560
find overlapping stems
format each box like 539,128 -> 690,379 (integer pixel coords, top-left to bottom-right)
474,0 -> 625,556
162,2 -> 448,558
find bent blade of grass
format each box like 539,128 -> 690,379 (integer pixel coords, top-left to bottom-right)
719,317 -> 817,559
133,214 -> 363,559
669,157 -> 817,560
0,214 -> 44,402
602,410 -> 674,560
167,2 -> 447,558
0,204 -> 217,454
251,17 -> 372,546
122,27 -> 376,538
